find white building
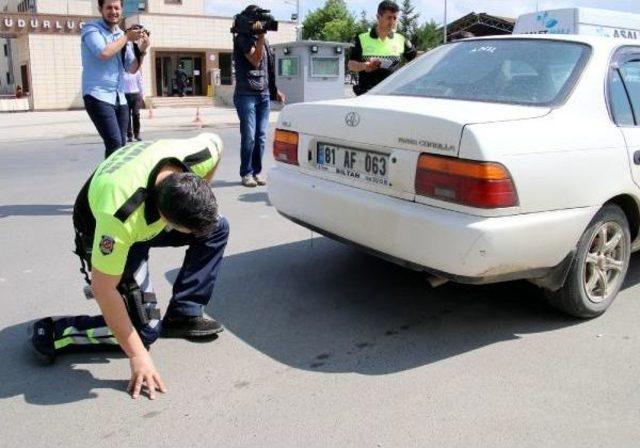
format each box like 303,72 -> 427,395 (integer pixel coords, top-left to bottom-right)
0,0 -> 297,110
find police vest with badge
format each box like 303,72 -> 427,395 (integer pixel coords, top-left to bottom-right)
29,134 -> 227,364
72,134 -> 222,327
74,133 -> 223,278
351,27 -> 417,95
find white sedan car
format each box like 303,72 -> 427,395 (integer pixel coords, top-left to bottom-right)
268,35 -> 640,318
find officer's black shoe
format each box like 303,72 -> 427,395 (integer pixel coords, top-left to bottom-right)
28,318 -> 56,364
161,313 -> 224,339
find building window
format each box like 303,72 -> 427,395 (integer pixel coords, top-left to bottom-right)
6,72 -> 10,85
164,0 -> 183,4
124,0 -> 147,15
3,44 -> 7,57
310,57 -> 340,77
17,0 -> 36,13
278,57 -> 300,77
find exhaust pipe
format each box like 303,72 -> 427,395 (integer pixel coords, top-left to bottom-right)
427,274 -> 449,288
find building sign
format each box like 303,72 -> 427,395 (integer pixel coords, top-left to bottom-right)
514,10 -> 576,35
0,13 -> 95,36
514,8 -> 640,40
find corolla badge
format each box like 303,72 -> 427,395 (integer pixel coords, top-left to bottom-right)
345,112 -> 361,127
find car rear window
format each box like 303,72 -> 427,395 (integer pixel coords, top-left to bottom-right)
371,39 -> 591,106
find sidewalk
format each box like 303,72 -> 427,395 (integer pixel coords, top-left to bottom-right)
0,106 -> 280,143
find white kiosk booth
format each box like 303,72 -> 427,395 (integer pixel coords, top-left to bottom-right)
272,40 -> 352,104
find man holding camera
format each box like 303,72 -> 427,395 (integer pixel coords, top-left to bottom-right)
232,5 -> 285,188
348,1 -> 417,96
82,0 -> 150,157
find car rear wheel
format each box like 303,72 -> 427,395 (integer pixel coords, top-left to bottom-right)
549,204 -> 631,318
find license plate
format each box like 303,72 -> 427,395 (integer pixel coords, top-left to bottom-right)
316,143 -> 390,186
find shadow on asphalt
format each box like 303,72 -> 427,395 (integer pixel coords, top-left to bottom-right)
237,191 -> 271,205
211,180 -> 243,189
621,252 -> 640,291
0,326 -> 129,405
167,237 -> 583,376
8,238 -> 635,405
0,204 -> 73,219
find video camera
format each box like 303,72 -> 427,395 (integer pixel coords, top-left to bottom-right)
126,24 -> 151,37
230,8 -> 278,35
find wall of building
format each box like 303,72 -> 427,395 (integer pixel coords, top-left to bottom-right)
14,33 -> 28,92
127,13 -> 297,99
146,0 -> 204,16
130,14 -> 297,50
0,37 -> 13,94
36,0 -> 95,15
28,34 -> 83,109
0,4 -> 299,109
1,0 -> 21,12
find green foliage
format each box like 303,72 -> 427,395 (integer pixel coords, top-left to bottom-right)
398,0 -> 420,45
302,0 -> 358,42
415,20 -> 443,51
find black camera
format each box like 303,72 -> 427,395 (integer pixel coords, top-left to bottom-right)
230,8 -> 278,35
126,24 -> 150,37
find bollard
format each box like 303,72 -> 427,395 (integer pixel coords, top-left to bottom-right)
193,107 -> 203,128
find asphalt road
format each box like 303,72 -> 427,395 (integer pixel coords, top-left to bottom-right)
1,126 -> 639,447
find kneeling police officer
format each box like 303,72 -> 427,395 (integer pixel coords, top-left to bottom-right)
30,133 -> 229,399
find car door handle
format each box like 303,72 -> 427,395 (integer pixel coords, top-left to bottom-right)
635,151 -> 640,165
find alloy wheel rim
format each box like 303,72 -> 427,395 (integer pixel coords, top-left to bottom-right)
582,221 -> 626,304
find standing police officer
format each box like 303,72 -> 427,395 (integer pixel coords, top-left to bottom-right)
348,1 -> 417,96
30,133 -> 229,399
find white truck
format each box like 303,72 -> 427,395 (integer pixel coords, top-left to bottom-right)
514,7 -> 640,40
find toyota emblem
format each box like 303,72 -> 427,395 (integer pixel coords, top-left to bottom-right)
345,112 -> 361,127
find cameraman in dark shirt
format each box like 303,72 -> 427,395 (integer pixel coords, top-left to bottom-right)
233,5 -> 285,188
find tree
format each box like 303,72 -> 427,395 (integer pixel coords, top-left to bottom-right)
302,0 -> 358,42
322,18 -> 358,42
414,20 -> 443,51
355,9 -> 371,36
398,0 -> 420,45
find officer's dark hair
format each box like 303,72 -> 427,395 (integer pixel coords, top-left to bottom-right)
98,0 -> 123,8
378,1 -> 399,15
156,173 -> 218,236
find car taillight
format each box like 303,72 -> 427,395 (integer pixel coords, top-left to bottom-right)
415,154 -> 518,208
273,129 -> 299,165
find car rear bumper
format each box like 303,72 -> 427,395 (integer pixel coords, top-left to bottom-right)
268,167 -> 598,282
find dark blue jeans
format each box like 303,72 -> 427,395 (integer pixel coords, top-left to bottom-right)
234,94 -> 270,177
83,94 -> 129,158
54,217 -> 230,348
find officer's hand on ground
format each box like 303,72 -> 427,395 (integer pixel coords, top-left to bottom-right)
128,353 -> 167,400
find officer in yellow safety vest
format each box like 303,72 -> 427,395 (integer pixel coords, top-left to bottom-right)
348,1 -> 417,95
29,133 -> 229,399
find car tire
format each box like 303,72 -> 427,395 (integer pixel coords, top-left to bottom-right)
549,204 -> 631,318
